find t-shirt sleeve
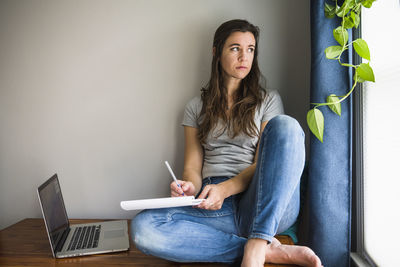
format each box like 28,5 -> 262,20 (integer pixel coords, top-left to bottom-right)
181,96 -> 202,128
261,90 -> 285,122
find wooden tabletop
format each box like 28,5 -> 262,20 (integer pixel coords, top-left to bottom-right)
0,218 -> 298,267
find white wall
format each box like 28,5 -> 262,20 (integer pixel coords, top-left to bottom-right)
0,0 -> 310,230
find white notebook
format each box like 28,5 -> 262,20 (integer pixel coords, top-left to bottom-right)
120,196 -> 204,210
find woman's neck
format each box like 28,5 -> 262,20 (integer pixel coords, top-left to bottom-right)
223,76 -> 241,100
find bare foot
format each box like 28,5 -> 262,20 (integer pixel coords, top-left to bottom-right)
265,237 -> 323,267
241,238 -> 268,267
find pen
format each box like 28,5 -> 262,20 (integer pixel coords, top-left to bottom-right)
165,161 -> 185,196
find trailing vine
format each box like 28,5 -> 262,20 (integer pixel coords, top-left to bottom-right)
307,0 -> 376,143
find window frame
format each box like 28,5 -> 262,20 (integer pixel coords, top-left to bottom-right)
350,17 -> 377,267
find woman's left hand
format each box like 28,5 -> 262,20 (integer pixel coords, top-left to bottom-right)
196,183 -> 228,210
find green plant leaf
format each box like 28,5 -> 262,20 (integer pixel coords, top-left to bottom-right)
354,72 -> 365,83
337,0 -> 355,17
356,63 -> 375,82
361,0 -> 376,8
351,11 -> 360,28
354,2 -> 362,13
333,26 -> 348,46
344,15 -> 355,29
324,2 -> 336,18
344,11 -> 359,29
307,108 -> 324,143
327,94 -> 342,116
353,39 -> 370,60
325,46 -> 343,59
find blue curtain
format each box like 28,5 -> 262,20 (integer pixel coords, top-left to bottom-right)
308,1 -> 352,267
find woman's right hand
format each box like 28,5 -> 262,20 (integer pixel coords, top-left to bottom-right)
170,180 -> 196,197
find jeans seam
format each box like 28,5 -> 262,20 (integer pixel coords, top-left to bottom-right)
168,208 -> 234,219
232,195 -> 242,237
250,130 -> 266,236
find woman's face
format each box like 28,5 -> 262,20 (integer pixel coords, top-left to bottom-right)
219,31 -> 256,82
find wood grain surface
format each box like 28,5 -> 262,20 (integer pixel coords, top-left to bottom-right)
0,218 -> 298,267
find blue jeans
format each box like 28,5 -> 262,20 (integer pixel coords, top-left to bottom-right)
131,115 -> 305,263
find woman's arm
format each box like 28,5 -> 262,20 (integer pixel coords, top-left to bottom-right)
182,126 -> 203,195
170,126 -> 203,197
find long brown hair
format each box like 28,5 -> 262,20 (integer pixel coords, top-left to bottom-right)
198,19 -> 266,144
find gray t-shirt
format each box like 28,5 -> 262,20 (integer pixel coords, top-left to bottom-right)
181,90 -> 284,179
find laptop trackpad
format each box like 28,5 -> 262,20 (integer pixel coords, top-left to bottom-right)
104,229 -> 125,239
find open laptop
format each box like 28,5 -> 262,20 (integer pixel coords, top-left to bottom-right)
37,174 -> 130,258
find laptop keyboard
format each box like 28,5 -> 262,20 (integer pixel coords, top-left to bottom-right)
67,225 -> 101,251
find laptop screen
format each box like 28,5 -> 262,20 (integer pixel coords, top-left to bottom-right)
38,174 -> 69,251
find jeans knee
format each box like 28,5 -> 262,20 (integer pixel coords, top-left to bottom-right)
131,210 -> 167,254
263,115 -> 304,141
131,211 -> 149,252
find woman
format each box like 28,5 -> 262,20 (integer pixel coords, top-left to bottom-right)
132,19 -> 323,267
